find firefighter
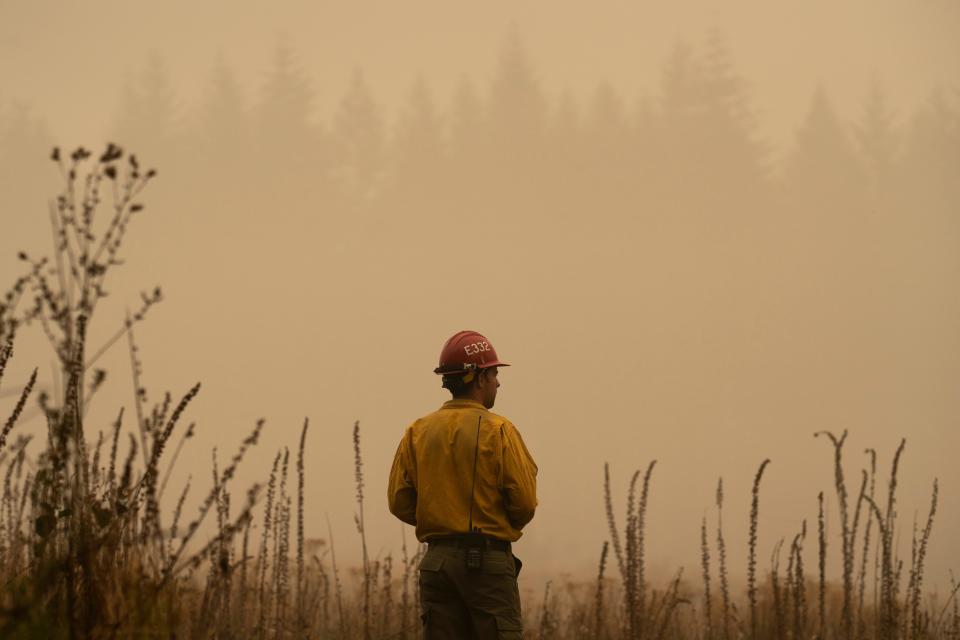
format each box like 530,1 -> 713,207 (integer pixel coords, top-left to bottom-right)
388,330 -> 538,639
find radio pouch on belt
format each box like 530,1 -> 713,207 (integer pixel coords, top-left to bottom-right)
464,530 -> 485,571
465,416 -> 484,572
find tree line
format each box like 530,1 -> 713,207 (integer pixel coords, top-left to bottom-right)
1,32 -> 957,262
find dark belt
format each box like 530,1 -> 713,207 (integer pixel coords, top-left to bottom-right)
428,535 -> 511,552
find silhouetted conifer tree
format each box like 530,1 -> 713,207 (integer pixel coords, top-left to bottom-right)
659,42 -> 707,122
702,29 -> 769,196
448,75 -> 487,195
113,52 -> 180,165
331,69 -> 386,202
487,30 -> 548,197
173,54 -> 254,227
656,35 -> 768,217
783,86 -> 864,213
702,29 -> 755,139
388,76 -> 447,210
583,82 -> 637,217
653,41 -> 711,214
587,82 -> 629,157
489,30 -> 546,138
199,55 -> 250,164
901,88 -> 960,231
445,74 -> 502,219
777,84 -> 872,305
632,91 -> 659,183
550,89 -> 583,154
255,37 -> 325,194
854,81 -> 901,192
545,89 -> 585,213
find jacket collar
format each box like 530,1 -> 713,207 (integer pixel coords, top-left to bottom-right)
441,398 -> 487,411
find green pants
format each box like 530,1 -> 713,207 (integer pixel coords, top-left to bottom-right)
418,544 -> 524,639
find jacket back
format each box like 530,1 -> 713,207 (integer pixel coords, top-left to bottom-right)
388,398 -> 538,542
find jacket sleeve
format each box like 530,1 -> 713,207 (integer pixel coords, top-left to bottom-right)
387,429 -> 417,526
500,422 -> 538,529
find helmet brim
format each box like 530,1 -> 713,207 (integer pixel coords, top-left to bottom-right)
434,361 -> 510,375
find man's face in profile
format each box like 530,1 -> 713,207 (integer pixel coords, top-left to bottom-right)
479,367 -> 500,409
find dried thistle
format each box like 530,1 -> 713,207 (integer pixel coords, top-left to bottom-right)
604,462 -> 626,582
857,448 -> 877,638
0,368 -> 37,455
257,449 -> 282,638
747,458 -> 770,639
594,540 -> 610,639
635,459 -> 657,637
909,479 -> 938,636
815,429 -> 855,638
771,539 -> 786,639
701,515 -> 713,640
296,417 -> 309,631
716,477 -> 731,640
818,490 -> 827,640
791,521 -> 808,638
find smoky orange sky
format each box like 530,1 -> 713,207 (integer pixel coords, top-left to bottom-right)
1,0 -> 958,598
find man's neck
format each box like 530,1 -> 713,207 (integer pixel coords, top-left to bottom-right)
450,394 -> 487,408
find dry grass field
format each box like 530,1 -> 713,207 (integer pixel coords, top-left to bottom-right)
0,146 -> 956,638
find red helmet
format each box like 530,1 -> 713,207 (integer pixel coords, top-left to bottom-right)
434,330 -> 510,375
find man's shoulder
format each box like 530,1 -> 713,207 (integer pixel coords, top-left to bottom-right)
484,410 -> 515,430
403,413 -> 432,433
404,406 -> 451,432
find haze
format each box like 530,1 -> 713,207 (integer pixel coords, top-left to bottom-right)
1,0 -> 958,595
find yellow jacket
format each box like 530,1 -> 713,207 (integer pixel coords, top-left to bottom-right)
388,398 -> 538,542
